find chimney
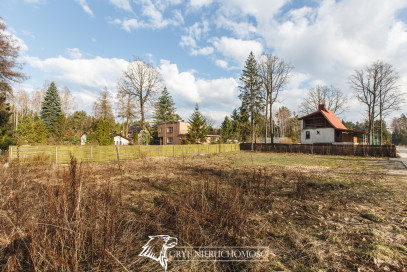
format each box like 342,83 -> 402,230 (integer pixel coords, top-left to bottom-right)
318,104 -> 327,111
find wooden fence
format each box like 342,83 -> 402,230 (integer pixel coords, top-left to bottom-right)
8,144 -> 240,165
240,143 -> 396,158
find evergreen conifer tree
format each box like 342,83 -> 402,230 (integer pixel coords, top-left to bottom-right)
40,82 -> 62,129
32,120 -> 48,143
96,119 -> 113,145
239,52 -> 264,150
220,116 -> 233,143
154,87 -> 178,145
16,115 -> 33,143
186,103 -> 209,144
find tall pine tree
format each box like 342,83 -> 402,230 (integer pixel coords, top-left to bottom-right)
186,103 -> 209,144
40,82 -> 62,129
239,52 -> 264,150
220,116 -> 233,143
96,119 -> 114,146
153,87 -> 178,145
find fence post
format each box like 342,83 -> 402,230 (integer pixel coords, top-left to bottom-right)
56,146 -> 58,164
158,146 -> 159,156
187,145 -> 188,154
10,146 -> 12,163
139,145 -> 141,158
173,145 -> 175,157
198,144 -> 200,155
90,146 -> 93,162
208,144 -> 210,154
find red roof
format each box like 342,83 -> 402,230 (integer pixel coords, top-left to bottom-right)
298,104 -> 347,130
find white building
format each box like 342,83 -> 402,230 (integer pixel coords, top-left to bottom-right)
298,104 -> 366,144
81,133 -> 87,145
114,135 -> 131,145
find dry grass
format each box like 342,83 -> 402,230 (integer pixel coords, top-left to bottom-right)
0,151 -> 406,271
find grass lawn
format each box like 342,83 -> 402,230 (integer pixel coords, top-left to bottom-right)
0,151 -> 406,271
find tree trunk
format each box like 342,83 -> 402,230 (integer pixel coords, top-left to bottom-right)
270,102 -> 274,144
140,101 -> 145,130
164,122 -> 167,145
265,92 -> 268,144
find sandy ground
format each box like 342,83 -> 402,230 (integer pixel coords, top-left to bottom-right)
389,146 -> 407,170
397,146 -> 407,158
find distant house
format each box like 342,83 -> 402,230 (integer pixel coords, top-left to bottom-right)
81,133 -> 87,145
127,125 -> 143,139
298,104 -> 367,144
158,121 -> 190,145
206,134 -> 221,144
157,121 -> 220,145
114,134 -> 131,145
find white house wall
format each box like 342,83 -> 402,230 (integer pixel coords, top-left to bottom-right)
114,136 -> 130,145
301,121 -> 335,144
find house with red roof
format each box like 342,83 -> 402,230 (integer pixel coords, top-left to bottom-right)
298,104 -> 367,144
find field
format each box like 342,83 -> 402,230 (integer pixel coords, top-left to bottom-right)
0,152 -> 406,271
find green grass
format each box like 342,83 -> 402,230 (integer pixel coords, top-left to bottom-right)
216,151 -> 384,169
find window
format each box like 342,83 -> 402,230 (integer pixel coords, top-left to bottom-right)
306,131 -> 310,139
167,127 -> 173,133
167,137 -> 173,144
316,131 -> 320,135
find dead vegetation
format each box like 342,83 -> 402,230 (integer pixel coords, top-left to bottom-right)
0,152 -> 406,271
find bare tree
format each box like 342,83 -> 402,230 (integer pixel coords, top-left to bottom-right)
116,87 -> 137,137
0,18 -> 26,96
31,89 -> 45,115
258,54 -> 293,144
59,87 -> 76,116
299,85 -> 348,116
376,62 -> 403,144
117,59 -> 161,129
349,61 -> 402,144
275,106 -> 291,137
93,87 -> 114,120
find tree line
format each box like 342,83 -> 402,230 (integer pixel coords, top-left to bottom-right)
0,17 -> 405,150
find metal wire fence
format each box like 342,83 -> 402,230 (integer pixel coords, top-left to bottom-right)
8,144 -> 240,164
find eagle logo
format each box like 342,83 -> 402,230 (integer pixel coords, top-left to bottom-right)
139,235 -> 178,271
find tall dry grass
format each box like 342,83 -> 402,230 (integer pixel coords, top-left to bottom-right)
0,153 -> 405,271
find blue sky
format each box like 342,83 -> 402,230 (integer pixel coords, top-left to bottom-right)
1,0 -> 407,125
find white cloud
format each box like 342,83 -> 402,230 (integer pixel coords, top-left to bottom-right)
191,46 -> 214,56
65,48 -> 83,59
119,18 -> 146,31
215,59 -> 228,69
111,0 -> 184,31
25,56 -> 129,89
159,59 -> 239,123
179,21 -> 212,55
189,0 -> 213,8
211,36 -> 263,66
109,0 -> 132,12
196,0 -> 407,121
159,59 -> 201,103
215,16 -> 257,38
24,0 -> 45,3
76,0 -> 94,17
180,35 -> 197,48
